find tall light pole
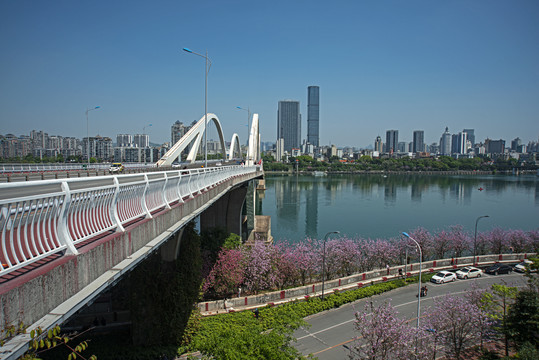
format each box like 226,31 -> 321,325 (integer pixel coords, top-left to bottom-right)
183,47 -> 211,168
402,232 -> 422,329
321,231 -> 340,300
85,106 -> 100,168
473,215 -> 489,266
236,106 -> 250,147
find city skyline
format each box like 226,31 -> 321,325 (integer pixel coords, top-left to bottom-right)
1,1 -> 538,148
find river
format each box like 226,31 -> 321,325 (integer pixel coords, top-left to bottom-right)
256,173 -> 539,242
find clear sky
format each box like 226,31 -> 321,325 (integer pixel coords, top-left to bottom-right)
1,0 -> 538,148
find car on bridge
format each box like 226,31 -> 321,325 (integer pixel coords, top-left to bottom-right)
430,270 -> 457,284
109,163 -> 124,173
456,266 -> 482,279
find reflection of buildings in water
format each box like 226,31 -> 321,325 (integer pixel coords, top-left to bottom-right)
274,176 -> 300,231
536,181 -> 539,206
449,182 -> 472,205
411,183 -> 422,202
305,180 -> 319,239
324,178 -> 343,206
384,184 -> 397,205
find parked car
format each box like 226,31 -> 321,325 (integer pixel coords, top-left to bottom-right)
485,263 -> 513,275
514,259 -> 536,273
109,163 -> 124,173
431,270 -> 457,284
456,266 -> 482,279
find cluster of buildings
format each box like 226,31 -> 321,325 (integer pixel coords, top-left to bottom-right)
0,130 -> 168,163
269,85 -> 538,163
0,120 -> 230,163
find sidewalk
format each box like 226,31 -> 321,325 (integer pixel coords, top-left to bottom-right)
198,252 -> 535,316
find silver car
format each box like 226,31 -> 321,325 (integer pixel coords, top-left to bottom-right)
456,266 -> 482,279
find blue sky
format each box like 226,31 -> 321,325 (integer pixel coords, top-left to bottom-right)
1,0 -> 538,148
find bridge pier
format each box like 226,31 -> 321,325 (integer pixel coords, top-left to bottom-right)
200,182 -> 249,239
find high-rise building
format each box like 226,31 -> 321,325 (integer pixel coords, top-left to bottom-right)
439,127 -> 451,155
457,132 -> 467,154
485,139 -> 505,155
117,134 -> 132,147
133,134 -> 149,148
511,137 -> 522,151
374,136 -> 383,153
462,129 -> 475,146
385,130 -> 398,153
307,86 -> 319,147
413,130 -> 424,153
277,100 -> 301,153
171,121 -> 188,146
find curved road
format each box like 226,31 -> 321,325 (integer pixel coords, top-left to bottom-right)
293,271 -> 529,359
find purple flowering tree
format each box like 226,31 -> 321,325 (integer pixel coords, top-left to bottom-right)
409,227 -> 434,261
432,229 -> 452,259
351,301 -> 427,360
290,240 -> 318,285
203,248 -> 245,298
486,228 -> 509,254
448,225 -> 471,258
424,294 -> 491,360
507,229 -> 532,253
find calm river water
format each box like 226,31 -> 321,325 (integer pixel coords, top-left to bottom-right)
256,173 -> 539,242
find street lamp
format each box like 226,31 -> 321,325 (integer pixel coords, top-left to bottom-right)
402,232 -> 422,329
85,106 -> 101,168
236,106 -> 250,147
183,47 -> 212,168
321,231 -> 340,300
473,215 -> 489,266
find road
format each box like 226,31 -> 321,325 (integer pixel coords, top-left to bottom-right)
293,271 -> 529,359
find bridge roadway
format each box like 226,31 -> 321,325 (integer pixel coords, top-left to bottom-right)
0,165 -> 263,360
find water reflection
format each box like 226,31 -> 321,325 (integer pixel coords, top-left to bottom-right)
259,174 -> 538,242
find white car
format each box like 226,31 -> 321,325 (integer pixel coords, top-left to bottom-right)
431,270 -> 457,284
456,266 -> 482,279
514,259 -> 536,273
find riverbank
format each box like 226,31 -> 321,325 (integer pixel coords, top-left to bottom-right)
265,169 -> 538,175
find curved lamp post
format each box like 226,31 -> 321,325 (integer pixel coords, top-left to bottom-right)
183,47 -> 212,168
85,106 -> 100,168
321,231 -> 340,300
402,231 -> 422,329
473,215 -> 489,266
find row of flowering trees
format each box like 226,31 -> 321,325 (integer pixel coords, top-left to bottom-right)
202,227 -> 538,299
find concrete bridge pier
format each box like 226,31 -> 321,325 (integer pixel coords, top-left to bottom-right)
200,182 -> 249,240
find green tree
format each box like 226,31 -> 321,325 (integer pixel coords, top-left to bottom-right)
506,290 -> 539,348
484,284 -> 518,357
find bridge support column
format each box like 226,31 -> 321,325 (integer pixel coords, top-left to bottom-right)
200,183 -> 248,237
160,228 -> 184,262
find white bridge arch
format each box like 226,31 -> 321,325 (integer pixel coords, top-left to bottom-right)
157,113 -> 260,167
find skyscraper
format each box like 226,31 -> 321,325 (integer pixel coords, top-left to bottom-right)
307,86 -> 319,147
374,135 -> 383,153
413,130 -> 424,153
277,100 -> 301,153
462,129 -> 475,146
439,127 -> 451,155
385,130 -> 398,153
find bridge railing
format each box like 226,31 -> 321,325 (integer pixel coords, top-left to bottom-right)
0,165 -> 258,277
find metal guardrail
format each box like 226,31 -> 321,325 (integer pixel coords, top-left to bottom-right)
0,165 -> 258,277
0,163 -> 156,173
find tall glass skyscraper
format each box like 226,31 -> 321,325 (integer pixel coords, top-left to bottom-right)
277,100 -> 301,153
385,130 -> 398,153
413,130 -> 424,153
307,86 -> 320,147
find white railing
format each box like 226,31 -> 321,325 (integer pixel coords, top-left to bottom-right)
0,165 -> 258,277
0,163 -> 157,173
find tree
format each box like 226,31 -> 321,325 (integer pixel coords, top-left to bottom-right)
506,290 -> 539,348
425,294 -> 490,360
351,301 -> 422,360
203,248 -> 245,298
484,283 -> 518,357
